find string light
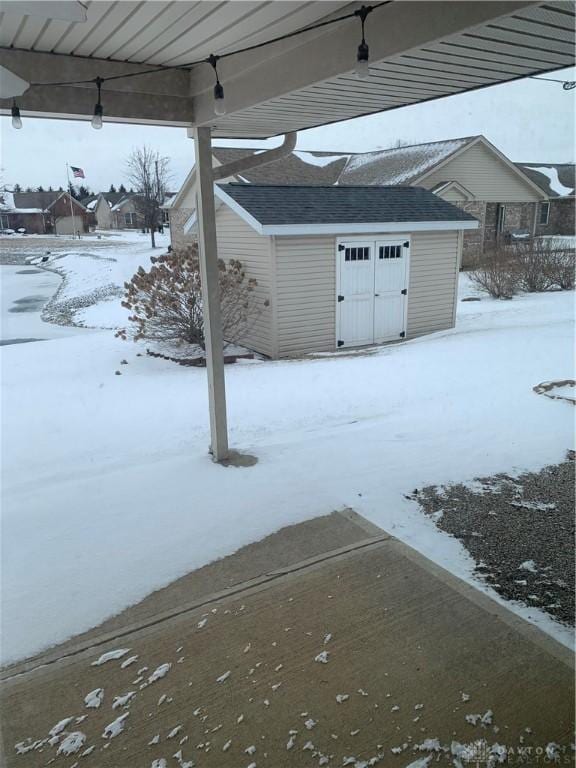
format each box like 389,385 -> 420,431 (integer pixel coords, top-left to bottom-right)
208,54 -> 226,116
6,1 -> 572,130
354,6 -> 372,80
11,100 -> 22,129
91,76 -> 103,129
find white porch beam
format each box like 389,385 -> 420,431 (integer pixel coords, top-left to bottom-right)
189,1 -> 538,127
0,49 -> 193,125
193,125 -> 229,463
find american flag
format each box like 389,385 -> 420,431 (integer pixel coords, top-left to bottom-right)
70,166 -> 85,179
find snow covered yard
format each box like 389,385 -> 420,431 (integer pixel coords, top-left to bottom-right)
1,247 -> 574,664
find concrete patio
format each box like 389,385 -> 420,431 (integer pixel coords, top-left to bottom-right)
1,511 -> 573,767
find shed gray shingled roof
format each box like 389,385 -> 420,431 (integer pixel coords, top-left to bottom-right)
219,184 -> 478,226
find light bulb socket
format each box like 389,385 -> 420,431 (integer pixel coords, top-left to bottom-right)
11,101 -> 22,129
357,40 -> 369,64
214,81 -> 226,115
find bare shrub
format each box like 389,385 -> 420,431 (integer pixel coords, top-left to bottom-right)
510,239 -> 555,292
468,248 -> 519,299
116,244 -> 265,350
544,240 -> 575,290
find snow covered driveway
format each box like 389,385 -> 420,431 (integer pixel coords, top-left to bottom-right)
1,278 -> 574,664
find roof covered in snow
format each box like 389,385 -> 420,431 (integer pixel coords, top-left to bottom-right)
211,138 -> 478,188
2,190 -> 88,213
218,184 -> 478,227
516,164 -> 575,198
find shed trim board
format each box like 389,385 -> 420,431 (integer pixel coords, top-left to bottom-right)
260,221 -> 478,235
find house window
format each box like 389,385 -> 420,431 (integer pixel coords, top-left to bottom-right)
379,245 -> 402,259
124,212 -> 136,226
0,214 -> 10,229
344,247 -> 370,262
496,204 -> 506,233
539,201 -> 550,225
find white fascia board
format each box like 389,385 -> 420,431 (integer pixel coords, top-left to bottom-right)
261,220 -> 479,235
213,185 -> 264,234
183,211 -> 197,234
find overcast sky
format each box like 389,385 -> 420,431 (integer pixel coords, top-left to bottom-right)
1,67 -> 574,193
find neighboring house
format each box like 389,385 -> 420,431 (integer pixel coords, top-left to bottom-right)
516,163 -> 575,238
202,183 -> 477,358
169,135 -> 546,263
0,190 -> 89,235
81,192 -> 126,229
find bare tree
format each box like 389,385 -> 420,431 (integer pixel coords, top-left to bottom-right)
125,146 -> 171,247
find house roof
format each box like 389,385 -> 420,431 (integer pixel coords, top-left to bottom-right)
515,164 -> 575,198
211,139 -> 477,187
9,191 -> 87,212
216,184 -> 478,235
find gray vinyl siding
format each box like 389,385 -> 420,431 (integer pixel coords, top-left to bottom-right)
421,141 -> 543,202
406,230 -> 460,338
215,205 -> 274,357
274,235 -> 336,357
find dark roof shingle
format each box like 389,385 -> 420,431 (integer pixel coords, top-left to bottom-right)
219,184 -> 478,226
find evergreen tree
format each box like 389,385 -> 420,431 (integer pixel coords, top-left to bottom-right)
118,183 -> 127,193
37,185 -> 45,192
13,183 -> 22,192
78,184 -> 90,199
48,185 -> 54,191
109,184 -> 117,194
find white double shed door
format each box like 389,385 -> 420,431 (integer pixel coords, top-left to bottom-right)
336,237 -> 410,348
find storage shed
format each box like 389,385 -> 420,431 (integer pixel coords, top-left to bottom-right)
209,184 -> 478,359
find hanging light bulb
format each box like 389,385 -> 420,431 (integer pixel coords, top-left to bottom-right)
11,101 -> 22,129
214,81 -> 226,116
354,6 -> 372,80
91,77 -> 104,129
208,54 -> 226,116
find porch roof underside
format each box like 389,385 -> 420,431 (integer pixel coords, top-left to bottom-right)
0,1 -> 574,137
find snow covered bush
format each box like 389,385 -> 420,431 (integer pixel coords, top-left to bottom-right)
469,248 -> 519,299
116,245 -> 263,350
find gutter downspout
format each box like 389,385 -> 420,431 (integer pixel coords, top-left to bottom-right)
212,132 -> 297,181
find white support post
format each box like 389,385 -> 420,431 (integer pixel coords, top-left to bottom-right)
192,125 -> 229,462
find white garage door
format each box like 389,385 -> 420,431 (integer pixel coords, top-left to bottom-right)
337,238 -> 409,348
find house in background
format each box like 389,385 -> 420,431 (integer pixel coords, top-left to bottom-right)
0,190 -> 89,235
516,163 -> 575,238
82,192 -> 127,229
200,183 -> 477,358
169,135 -> 546,265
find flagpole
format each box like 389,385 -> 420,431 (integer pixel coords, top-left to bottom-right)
66,162 -> 78,239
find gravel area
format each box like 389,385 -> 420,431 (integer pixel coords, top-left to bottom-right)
409,453 -> 575,627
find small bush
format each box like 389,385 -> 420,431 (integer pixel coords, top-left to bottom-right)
468,248 -> 519,299
511,239 -> 555,292
116,244 -> 264,350
543,240 -> 575,290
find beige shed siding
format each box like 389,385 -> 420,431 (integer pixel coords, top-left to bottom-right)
422,141 -> 543,202
274,235 -> 336,357
215,205 -> 274,357
407,230 -> 459,338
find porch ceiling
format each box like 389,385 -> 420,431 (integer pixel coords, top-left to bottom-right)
0,1 -> 574,135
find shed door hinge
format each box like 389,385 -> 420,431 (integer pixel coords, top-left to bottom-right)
338,243 -> 345,251
337,294 -> 344,302
403,241 -> 409,248
337,340 -> 345,347
401,288 -> 407,295
399,331 -> 406,338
